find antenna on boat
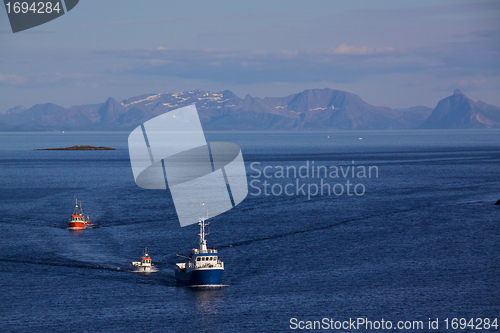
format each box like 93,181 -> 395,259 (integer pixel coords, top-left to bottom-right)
199,218 -> 208,252
199,203 -> 209,252
200,203 -> 209,221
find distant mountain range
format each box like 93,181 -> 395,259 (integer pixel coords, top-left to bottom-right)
1,88 -> 499,131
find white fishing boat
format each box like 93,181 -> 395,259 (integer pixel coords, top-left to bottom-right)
132,248 -> 153,272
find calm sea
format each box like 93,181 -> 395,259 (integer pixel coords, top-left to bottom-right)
0,130 -> 499,332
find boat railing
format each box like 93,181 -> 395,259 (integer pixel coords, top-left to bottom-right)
193,261 -> 223,268
192,248 -> 218,254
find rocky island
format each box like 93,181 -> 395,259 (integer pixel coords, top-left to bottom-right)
37,145 -> 115,150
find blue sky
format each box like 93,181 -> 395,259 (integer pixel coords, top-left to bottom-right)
0,0 -> 499,112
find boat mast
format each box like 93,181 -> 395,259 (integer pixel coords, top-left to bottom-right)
199,217 -> 209,253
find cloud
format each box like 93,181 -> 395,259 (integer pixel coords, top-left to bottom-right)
130,33 -> 498,85
332,44 -> 395,55
0,72 -> 26,85
38,72 -> 94,83
0,71 -> 100,89
434,76 -> 489,92
332,44 -> 372,55
99,46 -> 429,85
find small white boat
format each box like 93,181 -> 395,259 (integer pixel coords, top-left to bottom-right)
132,248 -> 153,272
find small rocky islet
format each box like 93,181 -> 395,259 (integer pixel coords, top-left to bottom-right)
37,145 -> 115,151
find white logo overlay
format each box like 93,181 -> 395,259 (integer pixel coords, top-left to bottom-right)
128,105 -> 248,227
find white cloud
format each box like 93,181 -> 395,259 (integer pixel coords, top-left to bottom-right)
149,59 -> 171,66
0,72 -> 26,85
39,72 -> 94,83
434,77 -> 489,92
332,44 -> 395,55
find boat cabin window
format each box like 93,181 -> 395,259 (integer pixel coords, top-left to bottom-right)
196,256 -> 218,262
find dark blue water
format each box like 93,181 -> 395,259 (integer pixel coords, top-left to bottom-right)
0,130 -> 499,332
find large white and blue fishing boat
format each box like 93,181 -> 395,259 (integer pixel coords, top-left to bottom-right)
175,218 -> 224,286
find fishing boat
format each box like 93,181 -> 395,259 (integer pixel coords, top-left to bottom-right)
68,199 -> 90,230
132,248 -> 153,272
175,217 -> 224,286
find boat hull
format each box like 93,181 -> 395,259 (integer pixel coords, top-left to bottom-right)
69,222 -> 85,230
175,268 -> 223,286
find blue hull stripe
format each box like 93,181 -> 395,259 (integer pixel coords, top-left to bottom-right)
175,269 -> 223,286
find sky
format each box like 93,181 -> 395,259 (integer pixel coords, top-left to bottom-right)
0,0 -> 499,112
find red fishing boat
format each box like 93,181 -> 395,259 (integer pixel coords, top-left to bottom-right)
69,199 -> 90,230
